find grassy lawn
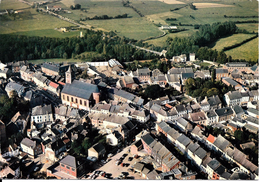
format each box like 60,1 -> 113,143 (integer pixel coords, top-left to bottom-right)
0,0 -> 30,10
225,37 -> 259,62
11,29 -> 81,38
28,58 -> 82,65
209,34 -> 256,51
199,62 -> 211,67
0,8 -> 74,35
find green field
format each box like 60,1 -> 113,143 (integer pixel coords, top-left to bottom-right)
236,23 -> 259,33
0,8 -> 75,36
81,17 -> 162,40
0,0 -> 30,10
145,28 -> 197,47
225,37 -> 259,62
209,34 -> 256,51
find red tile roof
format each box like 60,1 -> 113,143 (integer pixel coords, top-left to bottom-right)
207,134 -> 215,144
49,81 -> 59,88
58,81 -> 65,86
165,104 -> 173,109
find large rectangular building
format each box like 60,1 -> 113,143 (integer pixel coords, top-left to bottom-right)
61,80 -> 100,111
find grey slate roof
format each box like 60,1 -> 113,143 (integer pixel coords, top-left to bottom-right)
216,69 -> 228,74
32,104 -> 52,116
247,108 -> 259,115
176,134 -> 191,147
194,147 -> 207,159
21,138 -> 36,148
137,68 -> 150,76
226,62 -> 248,67
5,82 -> 25,96
60,155 -> 76,168
206,110 -> 217,118
207,159 -> 220,170
168,67 -> 193,74
167,128 -> 180,140
208,95 -> 222,106
187,142 -> 200,153
123,76 -> 134,85
165,74 -> 179,83
223,78 -> 240,86
181,72 -> 194,79
215,107 -> 234,117
62,80 -> 99,100
213,135 -> 230,151
141,133 -> 155,146
226,91 -> 242,100
175,105 -> 186,113
42,63 -> 59,73
177,117 -> 188,127
233,105 -> 244,115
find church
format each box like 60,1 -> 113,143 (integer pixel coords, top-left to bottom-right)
61,66 -> 100,110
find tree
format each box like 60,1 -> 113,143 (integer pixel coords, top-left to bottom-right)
211,69 -> 216,83
234,130 -> 244,143
144,84 -> 165,100
63,52 -> 68,59
207,88 -> 219,97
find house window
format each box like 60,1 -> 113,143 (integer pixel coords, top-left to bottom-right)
67,96 -> 69,101
80,100 -> 82,105
63,95 -> 65,100
75,98 -> 78,103
72,168 -> 75,172
84,101 -> 86,106
61,164 -> 65,167
71,97 -> 73,102
66,166 -> 70,170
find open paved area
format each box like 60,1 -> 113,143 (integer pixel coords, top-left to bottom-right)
87,146 -> 146,179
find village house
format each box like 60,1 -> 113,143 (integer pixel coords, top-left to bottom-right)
232,105 -> 245,118
222,77 -> 243,90
172,54 -> 187,63
246,108 -> 259,119
20,65 -> 34,82
175,134 -> 192,154
106,131 -> 123,146
47,81 -> 60,96
88,143 -> 106,159
31,105 -> 54,129
189,111 -> 207,125
150,75 -> 167,87
5,82 -> 26,98
224,91 -> 242,107
215,107 -> 234,123
215,69 -> 228,81
197,97 -> 210,111
32,72 -> 48,89
121,76 -> 135,88
165,74 -> 180,87
240,92 -> 250,106
130,68 -> 151,83
20,138 -> 42,157
47,155 -> 87,179
248,90 -> 258,102
109,88 -> 143,106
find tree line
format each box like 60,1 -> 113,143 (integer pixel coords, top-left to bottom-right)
0,29 -> 160,63
80,14 -> 129,21
224,15 -> 258,18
